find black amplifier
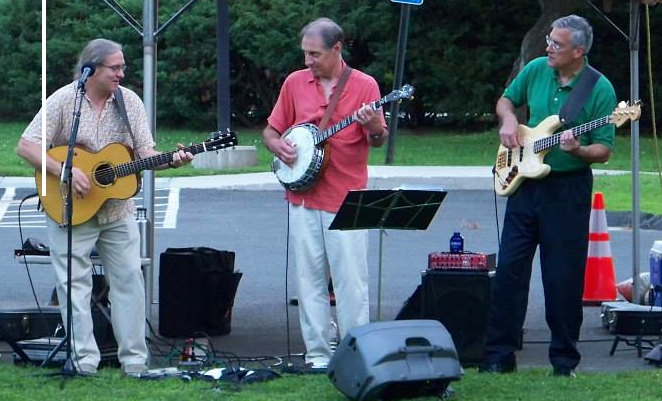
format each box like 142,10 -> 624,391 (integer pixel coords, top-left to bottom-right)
601,302 -> 662,335
0,307 -> 62,341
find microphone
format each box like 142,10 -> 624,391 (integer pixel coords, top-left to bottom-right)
77,62 -> 96,89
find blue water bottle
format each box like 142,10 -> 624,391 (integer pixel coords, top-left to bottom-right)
450,232 -> 464,254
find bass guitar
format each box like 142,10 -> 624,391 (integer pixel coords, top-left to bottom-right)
493,101 -> 641,197
36,132 -> 237,226
272,84 -> 415,191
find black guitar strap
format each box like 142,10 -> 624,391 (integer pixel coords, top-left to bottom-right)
558,65 -> 601,125
114,88 -> 137,148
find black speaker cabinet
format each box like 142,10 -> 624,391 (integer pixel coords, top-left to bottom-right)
395,284 -> 422,320
0,307 -> 62,342
2,305 -> 117,365
421,269 -> 491,366
328,320 -> 461,401
159,248 -> 242,337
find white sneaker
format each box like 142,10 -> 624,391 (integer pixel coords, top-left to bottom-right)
122,364 -> 148,378
77,363 -> 98,377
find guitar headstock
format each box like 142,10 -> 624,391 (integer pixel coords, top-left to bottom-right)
611,100 -> 642,127
385,84 -> 415,103
206,131 -> 238,150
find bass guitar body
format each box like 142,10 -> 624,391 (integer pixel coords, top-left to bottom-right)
493,101 -> 641,197
493,115 -> 561,197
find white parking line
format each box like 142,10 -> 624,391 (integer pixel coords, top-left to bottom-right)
162,188 -> 180,229
0,187 -> 16,222
0,188 -> 177,228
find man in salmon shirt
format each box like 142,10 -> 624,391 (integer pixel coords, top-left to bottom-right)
263,17 -> 388,371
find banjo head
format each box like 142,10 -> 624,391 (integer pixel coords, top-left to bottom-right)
273,123 -> 324,190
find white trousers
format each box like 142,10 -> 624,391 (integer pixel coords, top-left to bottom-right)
47,215 -> 148,371
289,204 -> 370,366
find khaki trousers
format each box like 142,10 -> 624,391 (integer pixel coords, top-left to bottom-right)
289,204 -> 370,366
47,214 -> 148,371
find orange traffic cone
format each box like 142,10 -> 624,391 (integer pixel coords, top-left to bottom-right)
582,192 -> 618,305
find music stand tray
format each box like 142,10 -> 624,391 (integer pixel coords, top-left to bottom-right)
329,188 -> 447,319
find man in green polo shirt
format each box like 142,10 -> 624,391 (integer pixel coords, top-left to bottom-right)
480,15 -> 616,377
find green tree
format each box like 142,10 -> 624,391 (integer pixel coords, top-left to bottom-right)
0,0 -> 41,120
1,0 -> 659,132
229,0 -> 396,125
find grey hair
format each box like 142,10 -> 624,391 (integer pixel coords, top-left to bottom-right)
300,18 -> 344,49
551,15 -> 593,54
73,38 -> 123,79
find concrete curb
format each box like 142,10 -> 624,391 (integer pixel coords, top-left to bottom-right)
0,166 -> 630,190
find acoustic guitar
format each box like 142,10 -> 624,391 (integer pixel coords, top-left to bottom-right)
36,132 -> 237,226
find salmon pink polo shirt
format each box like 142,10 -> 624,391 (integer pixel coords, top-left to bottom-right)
267,67 -> 386,213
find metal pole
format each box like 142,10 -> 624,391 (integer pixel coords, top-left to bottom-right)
385,4 -> 410,164
216,0 -> 231,132
142,0 -> 157,334
103,0 -> 199,342
377,228 -> 385,321
629,0 -> 642,304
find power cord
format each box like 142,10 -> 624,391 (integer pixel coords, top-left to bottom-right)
283,199 -> 296,370
15,191 -> 64,358
491,174 -> 501,249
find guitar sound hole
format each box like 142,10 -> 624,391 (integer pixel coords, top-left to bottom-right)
94,163 -> 116,186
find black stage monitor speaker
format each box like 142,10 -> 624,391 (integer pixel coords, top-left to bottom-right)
1,305 -> 117,365
420,270 -> 491,366
0,307 -> 62,342
159,247 -> 242,337
328,320 -> 461,401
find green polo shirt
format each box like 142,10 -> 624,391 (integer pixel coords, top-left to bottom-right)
503,56 -> 617,172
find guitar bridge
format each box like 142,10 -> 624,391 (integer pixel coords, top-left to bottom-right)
496,151 -> 508,169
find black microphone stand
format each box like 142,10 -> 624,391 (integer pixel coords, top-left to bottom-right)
41,80 -> 88,378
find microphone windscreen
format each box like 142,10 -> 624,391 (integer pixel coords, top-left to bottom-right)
81,62 -> 96,77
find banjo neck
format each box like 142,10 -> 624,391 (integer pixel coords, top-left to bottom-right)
314,97 -> 389,145
273,84 -> 414,192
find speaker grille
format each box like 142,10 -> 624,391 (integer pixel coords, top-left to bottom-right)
421,270 -> 491,366
159,250 -> 241,337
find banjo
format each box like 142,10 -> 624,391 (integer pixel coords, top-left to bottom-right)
272,84 -> 415,191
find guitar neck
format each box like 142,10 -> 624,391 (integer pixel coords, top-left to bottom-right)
533,115 -> 612,153
316,97 -> 389,144
114,143 -> 207,177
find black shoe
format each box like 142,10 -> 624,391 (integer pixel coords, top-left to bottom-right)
553,366 -> 576,378
478,362 -> 516,374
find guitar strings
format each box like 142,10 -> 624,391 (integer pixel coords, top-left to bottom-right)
85,145 -> 195,183
74,136 -> 234,183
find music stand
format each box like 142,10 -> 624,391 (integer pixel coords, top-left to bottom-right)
329,188 -> 447,320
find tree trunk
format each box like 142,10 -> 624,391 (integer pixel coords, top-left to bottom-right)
507,0 -> 585,84
506,0 -> 585,122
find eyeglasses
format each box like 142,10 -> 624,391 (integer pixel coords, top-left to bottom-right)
545,35 -> 562,52
101,64 -> 127,73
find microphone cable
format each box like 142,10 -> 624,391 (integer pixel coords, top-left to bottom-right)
283,197 -> 294,369
16,192 -> 53,339
491,169 -> 502,250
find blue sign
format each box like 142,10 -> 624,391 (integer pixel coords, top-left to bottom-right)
390,0 -> 424,5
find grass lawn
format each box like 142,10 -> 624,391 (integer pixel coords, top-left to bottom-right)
2,122 -> 662,398
2,122 -> 661,214
2,364 -> 662,400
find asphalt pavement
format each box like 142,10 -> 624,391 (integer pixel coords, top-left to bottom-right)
1,166 -> 661,375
